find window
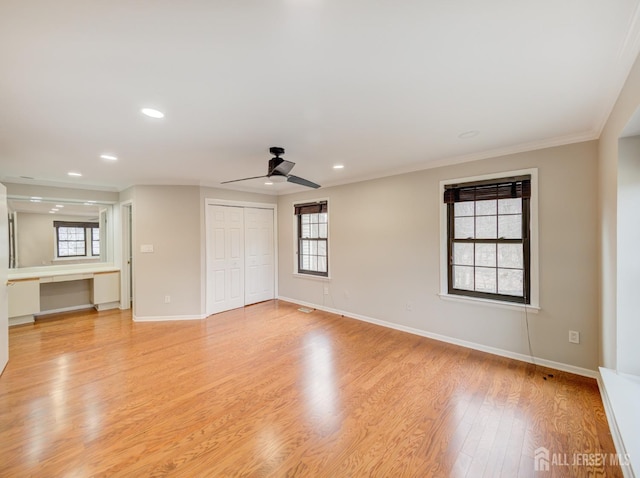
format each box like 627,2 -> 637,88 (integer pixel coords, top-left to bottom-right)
91,227 -> 100,256
295,201 -> 328,276
54,221 -> 99,259
443,175 -> 531,304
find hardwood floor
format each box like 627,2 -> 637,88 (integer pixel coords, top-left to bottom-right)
0,300 -> 621,477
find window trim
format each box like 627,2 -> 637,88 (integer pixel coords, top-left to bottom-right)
293,198 -> 330,279
439,168 -> 539,309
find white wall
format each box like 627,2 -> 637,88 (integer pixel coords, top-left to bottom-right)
278,141 -> 600,371
130,186 -> 203,320
598,52 -> 640,370
127,185 -> 276,320
616,135 -> 640,375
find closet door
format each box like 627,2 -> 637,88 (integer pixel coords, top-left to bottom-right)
206,205 -> 245,315
245,208 -> 274,305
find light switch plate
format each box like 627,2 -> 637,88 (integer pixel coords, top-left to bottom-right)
140,244 -> 154,253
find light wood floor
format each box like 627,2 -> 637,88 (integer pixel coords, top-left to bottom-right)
0,300 -> 621,477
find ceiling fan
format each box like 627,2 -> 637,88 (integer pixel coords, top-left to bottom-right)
221,147 -> 321,189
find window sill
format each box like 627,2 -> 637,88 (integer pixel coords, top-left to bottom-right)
292,273 -> 331,282
438,293 -> 540,313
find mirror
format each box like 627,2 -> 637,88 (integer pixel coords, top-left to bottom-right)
7,197 -> 113,269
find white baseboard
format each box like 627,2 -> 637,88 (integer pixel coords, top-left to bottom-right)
95,301 -> 120,311
36,304 -> 94,316
133,313 -> 207,322
9,315 -> 35,327
278,296 -> 599,379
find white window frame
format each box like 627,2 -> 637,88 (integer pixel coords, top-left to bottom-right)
439,168 -> 540,311
292,197 -> 331,280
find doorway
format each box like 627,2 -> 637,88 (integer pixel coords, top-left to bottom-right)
205,201 -> 276,316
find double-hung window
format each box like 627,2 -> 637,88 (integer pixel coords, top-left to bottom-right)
444,175 -> 531,304
295,201 -> 328,277
54,221 -> 100,259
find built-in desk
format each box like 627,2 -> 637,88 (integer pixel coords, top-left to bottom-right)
8,265 -> 120,326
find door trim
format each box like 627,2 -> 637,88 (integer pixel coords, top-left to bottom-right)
204,198 -> 278,315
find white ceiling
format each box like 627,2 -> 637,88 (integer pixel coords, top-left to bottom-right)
1,1 -> 640,195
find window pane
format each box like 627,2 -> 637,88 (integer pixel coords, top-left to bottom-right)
498,215 -> 522,239
498,198 -> 522,215
59,244 -> 69,256
302,224 -> 311,238
476,216 -> 497,239
498,269 -> 524,296
317,241 -> 327,256
59,230 -> 68,240
454,217 -> 474,239
498,244 -> 523,269
301,240 -> 310,255
301,255 -> 310,269
309,256 -> 318,271
302,215 -> 310,225
475,243 -> 496,267
317,256 -> 327,272
310,213 -> 319,223
310,224 -> 319,238
454,202 -> 474,217
318,224 -> 327,238
453,243 -> 473,266
309,241 -> 317,255
475,267 -> 497,293
318,213 -> 328,223
476,199 -> 497,216
453,266 -> 474,291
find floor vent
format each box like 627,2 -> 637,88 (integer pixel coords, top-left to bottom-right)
298,307 -> 314,313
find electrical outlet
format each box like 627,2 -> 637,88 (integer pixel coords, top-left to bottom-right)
323,285 -> 329,295
164,295 -> 171,304
569,330 -> 580,344
406,301 -> 413,311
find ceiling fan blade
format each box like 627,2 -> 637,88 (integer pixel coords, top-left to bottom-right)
220,175 -> 268,185
269,158 -> 295,176
287,175 -> 321,189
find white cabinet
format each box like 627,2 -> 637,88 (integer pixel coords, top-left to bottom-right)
92,271 -> 120,310
8,279 -> 40,325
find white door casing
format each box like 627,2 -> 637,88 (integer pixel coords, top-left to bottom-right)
245,208 -> 274,305
0,183 -> 9,374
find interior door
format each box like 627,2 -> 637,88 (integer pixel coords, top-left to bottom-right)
206,205 -> 245,315
245,208 -> 274,305
0,183 -> 9,374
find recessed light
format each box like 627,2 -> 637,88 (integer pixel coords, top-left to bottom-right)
49,211 -> 55,214
56,204 -> 64,208
100,154 -> 118,161
333,164 -> 344,169
30,199 -> 41,203
31,196 -> 42,200
87,200 -> 96,203
264,181 -> 274,185
458,130 -> 480,139
51,208 -> 59,212
141,108 -> 165,119
68,171 -> 82,177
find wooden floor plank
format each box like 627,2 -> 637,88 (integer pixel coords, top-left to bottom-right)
0,301 -> 621,477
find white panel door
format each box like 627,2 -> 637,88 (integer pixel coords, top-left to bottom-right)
0,183 -> 8,374
245,208 -> 274,305
206,205 -> 245,315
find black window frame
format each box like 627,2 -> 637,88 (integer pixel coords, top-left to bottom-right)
90,227 -> 100,257
295,201 -> 328,277
444,175 -> 531,304
54,221 -> 99,259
